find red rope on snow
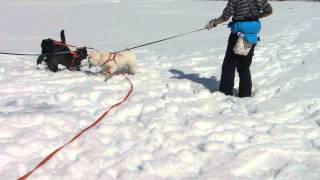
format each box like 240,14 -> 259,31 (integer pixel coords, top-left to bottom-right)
18,74 -> 133,180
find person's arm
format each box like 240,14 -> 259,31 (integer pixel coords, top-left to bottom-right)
205,16 -> 226,29
259,11 -> 272,19
206,0 -> 235,29
258,0 -> 273,19
215,16 -> 228,25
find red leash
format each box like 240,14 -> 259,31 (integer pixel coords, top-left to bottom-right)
18,74 -> 133,180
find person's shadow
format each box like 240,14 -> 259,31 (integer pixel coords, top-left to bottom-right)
169,69 -> 220,92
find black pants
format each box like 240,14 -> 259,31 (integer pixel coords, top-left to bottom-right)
219,33 -> 255,97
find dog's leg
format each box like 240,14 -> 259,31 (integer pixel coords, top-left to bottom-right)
37,55 -> 45,65
127,64 -> 135,75
104,67 -> 113,81
104,72 -> 112,81
127,62 -> 137,75
47,58 -> 60,72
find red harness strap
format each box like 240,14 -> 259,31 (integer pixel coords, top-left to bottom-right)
70,51 -> 79,59
69,51 -> 80,67
105,52 -> 117,64
104,52 -> 117,75
51,40 -> 80,67
18,74 -> 133,180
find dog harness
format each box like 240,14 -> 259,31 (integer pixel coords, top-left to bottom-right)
102,52 -> 117,75
105,53 -> 117,64
51,40 -> 78,66
70,51 -> 81,67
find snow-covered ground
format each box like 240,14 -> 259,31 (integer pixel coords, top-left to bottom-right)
1,1 -> 320,179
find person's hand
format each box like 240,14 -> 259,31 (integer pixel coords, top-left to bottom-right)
205,19 -> 217,30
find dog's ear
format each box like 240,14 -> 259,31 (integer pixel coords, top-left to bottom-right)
82,47 -> 88,57
60,30 -> 66,44
77,47 -> 88,59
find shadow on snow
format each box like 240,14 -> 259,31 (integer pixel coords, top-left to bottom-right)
169,69 -> 220,93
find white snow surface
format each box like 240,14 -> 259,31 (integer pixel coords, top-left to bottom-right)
1,1 -> 320,180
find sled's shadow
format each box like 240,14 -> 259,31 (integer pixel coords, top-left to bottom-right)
169,69 -> 220,92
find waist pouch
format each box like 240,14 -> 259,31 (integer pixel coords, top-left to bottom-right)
233,33 -> 253,56
229,21 -> 261,44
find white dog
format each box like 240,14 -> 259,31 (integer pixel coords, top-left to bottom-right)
88,50 -> 137,79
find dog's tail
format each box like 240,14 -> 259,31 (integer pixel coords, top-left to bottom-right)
60,30 -> 66,44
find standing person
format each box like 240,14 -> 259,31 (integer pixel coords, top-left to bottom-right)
206,0 -> 273,97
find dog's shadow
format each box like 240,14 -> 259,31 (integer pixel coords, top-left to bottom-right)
169,69 -> 220,92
